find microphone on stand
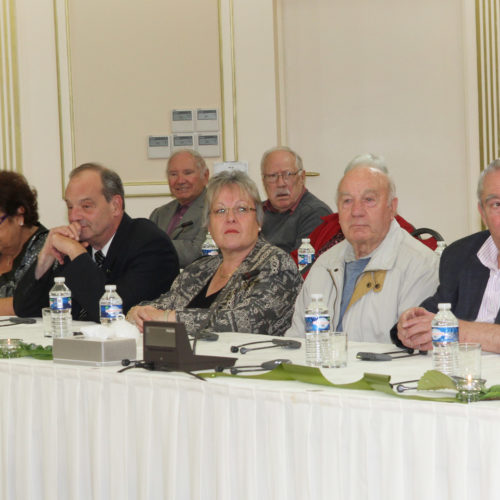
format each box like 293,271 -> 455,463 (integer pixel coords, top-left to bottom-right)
174,220 -> 194,235
192,268 -> 261,354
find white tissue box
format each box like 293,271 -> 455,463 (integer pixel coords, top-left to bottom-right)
53,337 -> 136,366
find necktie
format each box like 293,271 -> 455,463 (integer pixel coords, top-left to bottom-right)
95,250 -> 105,268
77,250 -> 105,321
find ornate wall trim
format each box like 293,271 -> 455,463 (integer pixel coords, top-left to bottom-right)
476,0 -> 500,169
0,0 -> 22,172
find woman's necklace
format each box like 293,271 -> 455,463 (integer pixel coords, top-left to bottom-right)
216,265 -> 236,280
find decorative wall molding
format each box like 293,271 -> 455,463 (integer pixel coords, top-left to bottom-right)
0,0 -> 22,172
476,0 -> 500,168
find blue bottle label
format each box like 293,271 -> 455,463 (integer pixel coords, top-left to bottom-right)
432,326 -> 458,343
202,248 -> 218,256
298,253 -> 314,267
305,314 -> 330,332
50,296 -> 72,310
100,304 -> 123,319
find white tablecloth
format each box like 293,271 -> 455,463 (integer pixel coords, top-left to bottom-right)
0,317 -> 499,500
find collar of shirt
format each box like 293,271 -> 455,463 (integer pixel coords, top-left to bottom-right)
92,234 -> 114,259
477,235 -> 500,271
263,187 -> 307,214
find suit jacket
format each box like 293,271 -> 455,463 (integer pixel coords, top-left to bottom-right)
420,230 -> 496,320
149,190 -> 207,268
14,213 -> 179,322
390,230 -> 497,346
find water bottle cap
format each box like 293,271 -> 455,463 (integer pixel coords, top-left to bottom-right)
311,293 -> 323,300
437,303 -> 451,310
302,238 -> 310,243
105,284 -> 116,291
54,277 -> 65,284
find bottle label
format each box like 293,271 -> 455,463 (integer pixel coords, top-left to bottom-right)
100,304 -> 123,319
432,326 -> 458,343
305,314 -> 330,332
202,248 -> 218,256
298,252 -> 314,267
50,296 -> 72,311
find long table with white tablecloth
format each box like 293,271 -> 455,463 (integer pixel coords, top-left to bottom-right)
0,317 -> 499,500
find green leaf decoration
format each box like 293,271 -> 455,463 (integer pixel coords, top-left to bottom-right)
417,370 -> 457,391
0,342 -> 53,360
201,364 -> 459,403
478,385 -> 500,401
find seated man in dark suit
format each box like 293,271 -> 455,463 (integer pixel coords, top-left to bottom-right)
260,146 -> 332,253
14,163 -> 179,322
395,159 -> 500,353
150,149 -> 209,267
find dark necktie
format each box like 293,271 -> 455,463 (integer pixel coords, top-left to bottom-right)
95,250 -> 105,268
78,250 -> 105,320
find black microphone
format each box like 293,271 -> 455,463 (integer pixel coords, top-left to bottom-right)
239,338 -> 301,354
242,269 -> 260,281
118,359 -> 153,373
228,358 -> 292,375
173,220 -> 194,237
192,268 -> 261,354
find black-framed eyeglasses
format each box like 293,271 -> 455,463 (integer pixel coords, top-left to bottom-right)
0,214 -> 8,226
262,170 -> 301,184
211,206 -> 257,218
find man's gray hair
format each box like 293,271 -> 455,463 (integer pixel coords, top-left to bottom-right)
203,170 -> 264,226
477,158 -> 500,204
260,146 -> 303,174
167,149 -> 208,175
338,153 -> 396,205
70,163 -> 125,209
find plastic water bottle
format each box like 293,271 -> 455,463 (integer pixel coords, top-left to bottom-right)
431,303 -> 458,375
297,238 -> 315,271
99,285 -> 123,325
201,231 -> 219,256
305,293 -> 331,367
435,241 -> 447,257
49,277 -> 72,338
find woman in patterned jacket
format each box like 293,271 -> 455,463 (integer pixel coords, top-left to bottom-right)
127,170 -> 302,336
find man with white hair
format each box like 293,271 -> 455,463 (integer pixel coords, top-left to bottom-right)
287,153 -> 439,342
396,159 -> 500,353
150,149 -> 209,267
260,146 -> 332,253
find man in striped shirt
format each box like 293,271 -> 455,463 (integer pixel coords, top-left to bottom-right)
395,159 -> 500,353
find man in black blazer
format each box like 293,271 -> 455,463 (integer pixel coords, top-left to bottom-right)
14,163 -> 179,322
395,159 -> 500,353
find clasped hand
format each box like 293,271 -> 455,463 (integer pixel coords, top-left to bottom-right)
35,223 -> 89,279
397,306 -> 434,351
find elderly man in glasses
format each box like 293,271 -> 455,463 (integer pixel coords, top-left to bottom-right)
260,146 -> 332,253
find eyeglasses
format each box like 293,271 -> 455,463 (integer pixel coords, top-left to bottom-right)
211,205 -> 257,218
262,170 -> 301,184
0,214 -> 8,226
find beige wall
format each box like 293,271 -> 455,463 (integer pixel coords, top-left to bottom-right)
7,0 -> 481,245
68,0 -> 221,214
279,0 -> 480,243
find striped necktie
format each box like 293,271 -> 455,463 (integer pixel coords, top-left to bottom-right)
95,250 -> 105,268
78,250 -> 105,321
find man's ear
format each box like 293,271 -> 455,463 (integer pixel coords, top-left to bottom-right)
478,202 -> 487,227
390,196 -> 398,217
111,195 -> 123,215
